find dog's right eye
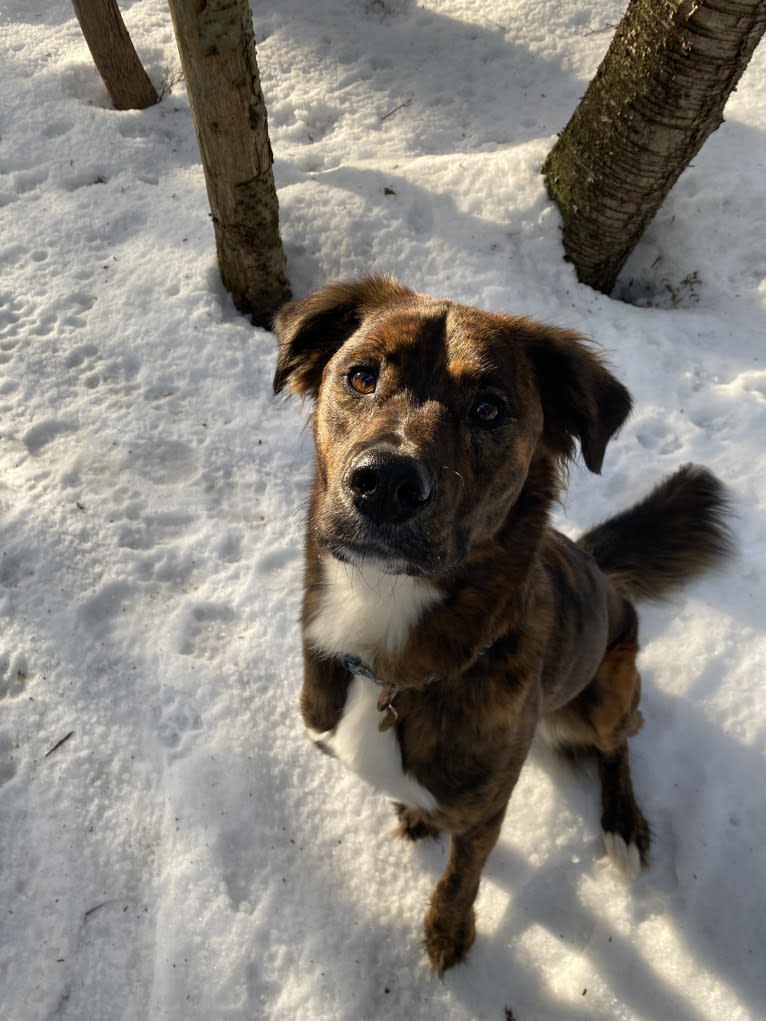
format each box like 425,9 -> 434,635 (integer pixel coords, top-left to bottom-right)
347,367 -> 378,395
467,393 -> 508,429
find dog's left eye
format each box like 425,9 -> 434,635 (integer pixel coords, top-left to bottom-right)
348,367 -> 378,395
468,394 -> 507,428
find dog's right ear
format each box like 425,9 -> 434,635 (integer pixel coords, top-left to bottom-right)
272,275 -> 414,398
524,326 -> 632,474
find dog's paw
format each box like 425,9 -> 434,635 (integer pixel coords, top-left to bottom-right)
393,803 -> 442,841
603,831 -> 643,879
601,795 -> 650,879
602,814 -> 650,880
423,904 -> 476,976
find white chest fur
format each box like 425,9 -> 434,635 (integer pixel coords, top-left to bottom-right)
305,558 -> 442,813
306,558 -> 442,659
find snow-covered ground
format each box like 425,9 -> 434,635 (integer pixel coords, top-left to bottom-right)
1,1 -> 764,1018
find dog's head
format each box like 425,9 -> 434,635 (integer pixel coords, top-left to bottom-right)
274,276 -> 631,577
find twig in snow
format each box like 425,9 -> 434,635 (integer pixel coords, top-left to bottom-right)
380,97 -> 413,122
44,731 -> 74,758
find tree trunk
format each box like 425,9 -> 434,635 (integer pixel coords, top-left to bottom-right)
71,0 -> 159,110
542,0 -> 766,294
167,0 -> 291,326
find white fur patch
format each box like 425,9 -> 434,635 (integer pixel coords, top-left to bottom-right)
306,557 -> 442,660
603,830 -> 642,881
537,712 -> 594,750
305,556 -> 441,813
309,674 -> 437,813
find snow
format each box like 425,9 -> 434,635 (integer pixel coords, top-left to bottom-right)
1,1 -> 764,1018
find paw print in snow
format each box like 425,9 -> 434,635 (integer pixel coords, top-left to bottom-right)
178,602 -> 238,659
157,691 -> 203,756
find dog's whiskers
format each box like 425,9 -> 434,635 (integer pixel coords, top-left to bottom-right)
439,464 -> 465,493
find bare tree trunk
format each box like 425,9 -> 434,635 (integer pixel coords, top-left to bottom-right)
71,0 -> 158,110
167,0 -> 291,326
542,0 -> 766,294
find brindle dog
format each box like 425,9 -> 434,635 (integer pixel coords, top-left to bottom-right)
273,275 -> 731,974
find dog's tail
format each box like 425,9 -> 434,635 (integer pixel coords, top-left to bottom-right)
577,464 -> 734,601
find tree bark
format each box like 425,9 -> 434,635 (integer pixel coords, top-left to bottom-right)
71,0 -> 159,110
542,0 -> 766,294
167,0 -> 291,326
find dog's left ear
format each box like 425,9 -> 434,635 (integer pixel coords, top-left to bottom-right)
525,327 -> 632,473
273,275 -> 414,398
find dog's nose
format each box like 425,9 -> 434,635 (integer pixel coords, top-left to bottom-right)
346,451 -> 432,525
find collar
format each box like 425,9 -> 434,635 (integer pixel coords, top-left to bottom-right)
340,640 -> 494,731
340,653 -> 437,731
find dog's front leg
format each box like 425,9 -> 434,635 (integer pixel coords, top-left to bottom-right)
419,680 -> 540,975
424,809 -> 506,975
299,645 -> 350,734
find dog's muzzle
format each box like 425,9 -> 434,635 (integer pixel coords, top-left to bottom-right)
345,449 -> 433,526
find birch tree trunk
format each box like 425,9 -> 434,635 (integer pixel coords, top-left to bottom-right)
543,0 -> 766,294
71,0 -> 158,110
168,0 -> 290,325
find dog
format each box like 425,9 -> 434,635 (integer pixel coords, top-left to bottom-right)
273,275 -> 732,974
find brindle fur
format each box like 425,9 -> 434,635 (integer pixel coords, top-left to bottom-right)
273,275 -> 732,974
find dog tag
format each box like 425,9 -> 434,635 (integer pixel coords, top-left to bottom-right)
376,683 -> 400,732
378,705 -> 397,732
